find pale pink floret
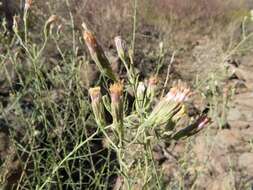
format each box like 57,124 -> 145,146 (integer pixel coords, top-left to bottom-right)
197,117 -> 210,130
165,85 -> 190,102
165,87 -> 177,101
165,92 -> 175,101
176,92 -> 185,102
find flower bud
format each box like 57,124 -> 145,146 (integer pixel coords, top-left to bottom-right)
146,76 -> 158,100
56,24 -> 63,36
82,23 -> 117,81
46,15 -> 59,26
114,36 -> 126,60
110,82 -> 124,125
136,82 -> 146,108
89,87 -> 106,127
83,30 -> 98,55
12,15 -> 20,32
44,15 -> 60,36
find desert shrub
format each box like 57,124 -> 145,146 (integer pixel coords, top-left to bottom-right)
0,2 -> 213,189
1,0 -> 253,189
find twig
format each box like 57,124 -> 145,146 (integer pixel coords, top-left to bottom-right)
161,51 -> 176,98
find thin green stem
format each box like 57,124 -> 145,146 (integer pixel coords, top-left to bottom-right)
37,129 -> 99,190
132,0 -> 138,54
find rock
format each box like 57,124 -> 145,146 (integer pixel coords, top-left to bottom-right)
232,55 -> 253,90
193,129 -> 244,175
228,120 -> 251,129
215,129 -> 242,149
227,107 -> 242,121
228,92 -> 253,128
162,161 -> 178,183
240,127 -> 253,141
193,136 -> 209,162
234,92 -> 253,106
191,37 -> 224,78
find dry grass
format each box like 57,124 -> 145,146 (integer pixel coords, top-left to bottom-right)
22,0 -> 249,47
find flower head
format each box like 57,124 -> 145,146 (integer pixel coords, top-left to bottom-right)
89,87 -> 101,102
137,82 -> 146,99
83,31 -> 98,54
110,82 -> 123,103
144,81 -> 191,128
89,87 -> 106,127
82,23 -> 117,81
110,82 -> 124,125
146,75 -> 158,100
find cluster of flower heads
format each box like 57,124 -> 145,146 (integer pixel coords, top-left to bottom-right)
83,24 -> 210,139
